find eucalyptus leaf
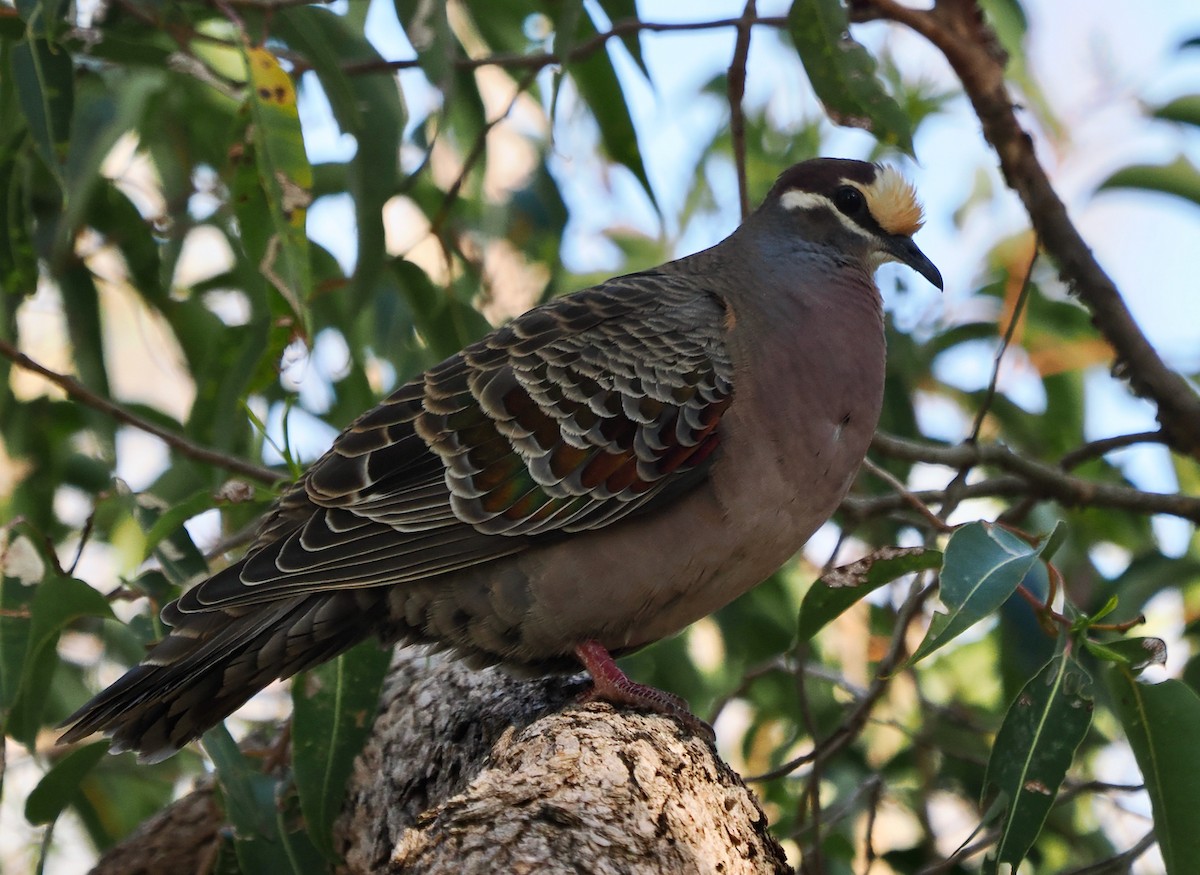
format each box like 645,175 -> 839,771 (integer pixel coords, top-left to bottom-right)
787,0 -> 913,152
983,652 -> 1092,872
912,522 -> 1057,665
1107,671 -> 1200,874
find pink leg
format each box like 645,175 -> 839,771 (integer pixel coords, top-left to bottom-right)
574,640 -> 715,741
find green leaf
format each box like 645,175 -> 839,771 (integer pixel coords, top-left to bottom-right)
204,724 -> 276,839
593,0 -> 651,79
390,258 -> 491,360
292,639 -> 390,860
54,68 -> 165,262
1,570 -> 38,711
204,724 -> 329,874
983,652 -> 1093,872
1098,156 -> 1200,209
1106,671 -> 1200,874
1153,94 -> 1200,128
25,741 -> 109,825
276,8 -> 405,306
240,46 -> 314,331
133,495 -> 210,586
787,0 -> 913,152
912,522 -> 1052,664
797,546 -> 941,642
568,13 -> 657,208
138,489 -> 218,563
11,37 -> 74,173
1084,636 -> 1166,673
8,574 -> 114,746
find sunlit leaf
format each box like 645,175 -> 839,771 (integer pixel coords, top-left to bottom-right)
276,8 -> 405,306
240,46 -> 314,331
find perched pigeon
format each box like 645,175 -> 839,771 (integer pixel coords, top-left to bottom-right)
59,158 -> 942,760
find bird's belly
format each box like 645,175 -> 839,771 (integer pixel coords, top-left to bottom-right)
384,422 -> 862,670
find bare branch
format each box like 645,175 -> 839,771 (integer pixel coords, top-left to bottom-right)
1059,430 -> 1167,471
728,1 -> 757,220
970,242 -> 1037,440
0,338 -> 282,486
337,16 -> 789,76
863,432 -> 1200,522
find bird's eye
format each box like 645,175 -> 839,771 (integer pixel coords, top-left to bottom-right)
833,186 -> 865,215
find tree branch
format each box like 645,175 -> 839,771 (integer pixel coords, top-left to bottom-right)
856,0 -> 1200,461
0,339 -> 282,486
336,16 -> 789,76
728,1 -> 757,220
860,432 -> 1200,523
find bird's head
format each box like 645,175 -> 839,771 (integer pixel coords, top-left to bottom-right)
763,158 -> 943,291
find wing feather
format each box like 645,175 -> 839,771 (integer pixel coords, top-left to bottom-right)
175,272 -> 734,614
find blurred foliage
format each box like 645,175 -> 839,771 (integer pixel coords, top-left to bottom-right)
2,0 -> 1200,873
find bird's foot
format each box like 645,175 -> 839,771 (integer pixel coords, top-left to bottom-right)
573,640 -> 716,742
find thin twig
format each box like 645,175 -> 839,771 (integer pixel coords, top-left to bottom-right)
747,578 -> 935,782
338,16 -> 789,76
1059,831 -> 1157,875
862,457 -> 955,533
428,68 -> 540,237
1059,430 -> 1167,471
865,432 -> 1200,523
969,241 -> 1038,441
727,0 -> 756,220
0,339 -> 281,485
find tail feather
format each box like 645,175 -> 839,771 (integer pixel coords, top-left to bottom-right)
58,586 -> 384,762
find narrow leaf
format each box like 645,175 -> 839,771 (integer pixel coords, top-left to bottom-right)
292,640 -> 390,860
1085,637 -> 1167,673
276,9 -> 404,305
204,719 -> 328,874
1153,94 -> 1200,128
0,574 -> 37,711
241,46 -> 314,329
787,0 -> 913,152
203,724 -> 278,841
984,652 -> 1093,871
25,741 -> 109,825
11,37 -> 74,172
912,522 -> 1050,664
8,575 -> 113,745
1099,156 -> 1200,209
797,546 -> 941,642
1106,671 -> 1200,874
568,13 -> 657,208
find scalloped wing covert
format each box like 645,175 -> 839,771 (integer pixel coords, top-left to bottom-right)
177,272 -> 734,613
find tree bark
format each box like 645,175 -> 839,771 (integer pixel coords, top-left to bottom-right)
89,647 -> 791,875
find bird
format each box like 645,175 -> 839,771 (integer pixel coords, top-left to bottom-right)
59,157 -> 942,761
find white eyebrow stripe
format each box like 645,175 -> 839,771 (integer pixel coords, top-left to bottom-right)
778,189 -> 873,240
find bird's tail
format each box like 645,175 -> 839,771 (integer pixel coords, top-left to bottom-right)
58,568 -> 385,762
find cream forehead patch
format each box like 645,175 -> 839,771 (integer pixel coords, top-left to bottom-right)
849,166 -> 925,237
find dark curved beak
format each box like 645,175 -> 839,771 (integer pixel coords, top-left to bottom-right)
886,235 -> 943,291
